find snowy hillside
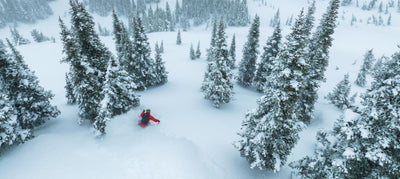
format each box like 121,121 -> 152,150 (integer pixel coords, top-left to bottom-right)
0,0 -> 400,178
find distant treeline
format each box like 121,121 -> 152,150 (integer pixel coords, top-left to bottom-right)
0,0 -> 54,28
84,0 -> 249,32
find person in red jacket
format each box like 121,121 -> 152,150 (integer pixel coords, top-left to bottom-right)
139,109 -> 160,128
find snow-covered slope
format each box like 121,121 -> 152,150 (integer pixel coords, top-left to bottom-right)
0,0 -> 399,178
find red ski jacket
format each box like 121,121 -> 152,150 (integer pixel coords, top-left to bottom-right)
139,111 -> 160,128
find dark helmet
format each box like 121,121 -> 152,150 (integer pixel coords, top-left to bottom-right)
146,109 -> 151,113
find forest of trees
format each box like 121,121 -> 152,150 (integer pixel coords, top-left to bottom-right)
85,0 -> 249,33
59,0 -> 167,135
235,0 -> 340,172
0,0 -> 54,28
1,0 -> 400,177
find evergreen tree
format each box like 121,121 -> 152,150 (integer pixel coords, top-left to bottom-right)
237,15 -> 260,87
372,56 -> 387,77
154,44 -> 168,85
201,20 -> 234,108
269,9 -> 280,27
1,40 -> 60,130
229,34 -> 236,69
292,50 -> 400,178
190,43 -> 196,60
253,23 -> 282,92
166,2 -> 174,31
93,91 -> 111,136
62,0 -> 111,133
236,9 -> 310,172
103,57 -> 140,117
235,85 -> 304,172
355,67 -> 367,87
206,19 -> 218,61
160,40 -> 164,53
112,10 -> 145,90
354,50 -> 374,87
304,0 -> 316,38
196,41 -> 201,58
362,49 -> 375,73
325,74 -> 351,110
131,15 -> 156,89
59,18 -> 80,104
176,29 -> 182,45
0,50 -> 31,154
175,0 -> 181,23
31,29 -> 50,43
10,26 -> 30,46
307,0 -> 340,82
299,0 -> 340,124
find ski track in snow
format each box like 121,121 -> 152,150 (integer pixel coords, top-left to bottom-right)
0,0 -> 400,178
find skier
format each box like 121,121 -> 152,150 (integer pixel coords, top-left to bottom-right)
139,109 -> 160,128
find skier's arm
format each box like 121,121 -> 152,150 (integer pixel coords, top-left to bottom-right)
149,115 -> 160,123
140,110 -> 145,117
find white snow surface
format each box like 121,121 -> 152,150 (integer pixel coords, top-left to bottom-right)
0,0 -> 400,178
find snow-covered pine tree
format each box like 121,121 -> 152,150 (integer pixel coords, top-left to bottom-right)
65,0 -> 111,129
112,9 -> 124,58
10,26 -> 30,46
1,40 -> 60,130
131,15 -> 156,89
253,22 -> 282,93
237,15 -> 260,87
0,93 -> 31,154
93,86 -> 111,136
300,0 -> 340,124
372,56 -> 387,77
59,18 -> 80,104
166,2 -> 174,31
153,43 -> 168,85
270,9 -> 280,27
160,40 -> 164,53
175,0 -> 181,23
235,9 -> 310,172
155,42 -> 160,55
190,43 -> 196,60
176,29 -> 182,45
201,20 -> 234,108
292,49 -> 400,178
0,50 -> 31,154
304,0 -> 316,39
206,19 -> 217,61
196,41 -> 201,58
229,34 -> 236,69
355,66 -> 367,87
325,74 -> 351,110
235,83 -> 304,172
354,50 -> 374,87
387,14 -> 392,26
361,49 -> 375,73
31,29 -> 50,43
275,8 -> 309,102
112,11 -> 146,90
103,57 -> 140,117
308,0 -> 340,82
290,126 -> 345,178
